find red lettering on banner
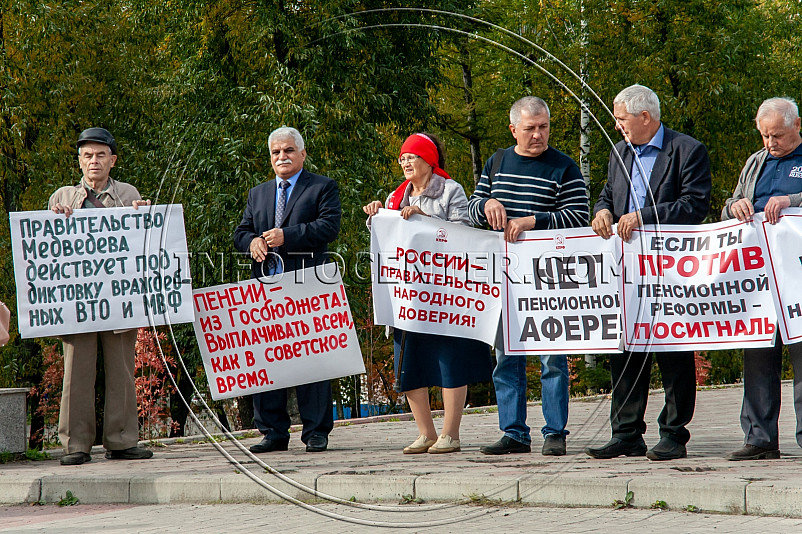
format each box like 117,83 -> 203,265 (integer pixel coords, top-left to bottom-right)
742,246 -> 764,270
215,369 -> 272,394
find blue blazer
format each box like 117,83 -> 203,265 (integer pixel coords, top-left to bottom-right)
593,126 -> 711,225
233,169 -> 341,278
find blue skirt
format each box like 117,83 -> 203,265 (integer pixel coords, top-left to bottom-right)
393,328 -> 493,391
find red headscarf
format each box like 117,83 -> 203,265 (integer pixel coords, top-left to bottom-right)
386,133 -> 451,210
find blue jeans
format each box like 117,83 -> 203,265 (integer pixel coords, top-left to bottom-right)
493,346 -> 569,444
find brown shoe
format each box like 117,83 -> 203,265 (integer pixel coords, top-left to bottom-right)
403,435 -> 436,454
726,444 -> 780,461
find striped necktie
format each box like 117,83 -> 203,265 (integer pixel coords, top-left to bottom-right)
275,180 -> 290,228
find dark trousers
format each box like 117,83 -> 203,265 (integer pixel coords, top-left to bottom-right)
609,350 -> 696,444
741,340 -> 802,449
252,380 -> 334,444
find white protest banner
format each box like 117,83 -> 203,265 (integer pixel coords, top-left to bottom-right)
620,220 -> 776,351
502,228 -> 621,354
10,205 -> 194,338
193,266 -> 365,400
370,210 -> 503,345
755,209 -> 802,344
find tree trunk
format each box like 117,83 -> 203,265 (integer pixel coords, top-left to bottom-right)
459,45 -> 483,186
349,377 -> 361,419
236,395 -> 254,431
287,387 -> 301,425
579,0 -> 595,371
335,380 -> 345,420
168,371 -> 197,437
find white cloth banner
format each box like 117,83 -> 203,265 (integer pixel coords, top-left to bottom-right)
620,220 -> 776,351
10,205 -> 194,338
502,228 -> 621,354
193,266 -> 365,400
756,209 -> 802,344
370,210 -> 502,345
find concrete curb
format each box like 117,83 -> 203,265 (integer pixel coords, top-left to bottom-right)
9,472 -> 800,518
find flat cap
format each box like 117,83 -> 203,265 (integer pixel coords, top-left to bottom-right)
77,127 -> 117,155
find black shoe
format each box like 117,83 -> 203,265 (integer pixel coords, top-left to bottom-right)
585,438 -> 647,459
726,444 -> 780,461
542,434 -> 566,456
646,438 -> 687,461
105,447 -> 154,460
249,436 -> 290,453
480,436 -> 531,455
306,434 -> 328,452
60,452 -> 91,465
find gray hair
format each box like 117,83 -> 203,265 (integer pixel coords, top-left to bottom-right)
268,126 -> 305,151
614,84 -> 661,122
510,96 -> 550,125
755,97 -> 800,129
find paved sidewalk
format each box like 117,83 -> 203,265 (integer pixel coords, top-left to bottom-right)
2,383 -> 801,519
4,503 -> 802,533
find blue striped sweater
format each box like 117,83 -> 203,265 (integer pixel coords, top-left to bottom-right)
467,146 -> 589,230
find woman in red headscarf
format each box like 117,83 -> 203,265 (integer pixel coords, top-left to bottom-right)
363,133 -> 492,454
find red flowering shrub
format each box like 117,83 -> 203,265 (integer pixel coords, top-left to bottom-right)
30,343 -> 63,445
695,351 -> 712,386
135,328 -> 177,439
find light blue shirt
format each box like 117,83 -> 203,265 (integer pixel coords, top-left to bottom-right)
628,124 -> 664,213
268,170 -> 302,276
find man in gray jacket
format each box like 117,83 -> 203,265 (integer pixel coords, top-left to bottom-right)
722,97 -> 802,460
50,128 -> 152,466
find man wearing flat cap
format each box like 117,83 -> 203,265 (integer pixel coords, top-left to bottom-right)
50,127 -> 152,465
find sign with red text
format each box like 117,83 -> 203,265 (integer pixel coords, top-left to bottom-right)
192,266 -> 365,400
756,209 -> 802,344
503,228 -> 621,354
10,205 -> 194,338
620,220 -> 776,351
370,210 -> 502,345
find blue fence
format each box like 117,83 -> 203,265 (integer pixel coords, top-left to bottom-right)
333,404 -> 404,420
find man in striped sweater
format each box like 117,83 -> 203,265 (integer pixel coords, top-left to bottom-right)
469,96 -> 589,456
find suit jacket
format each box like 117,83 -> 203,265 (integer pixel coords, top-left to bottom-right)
593,126 -> 711,225
233,169 -> 341,278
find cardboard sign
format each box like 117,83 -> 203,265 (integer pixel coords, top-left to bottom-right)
193,266 -> 365,400
11,205 -> 194,337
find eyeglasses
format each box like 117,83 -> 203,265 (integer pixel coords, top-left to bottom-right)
398,155 -> 420,165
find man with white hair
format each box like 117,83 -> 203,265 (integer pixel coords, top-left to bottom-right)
234,126 -> 341,453
721,97 -> 802,460
587,84 -> 711,460
469,96 -> 589,456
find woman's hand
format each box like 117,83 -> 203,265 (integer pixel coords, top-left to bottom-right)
400,205 -> 426,219
362,200 -> 383,216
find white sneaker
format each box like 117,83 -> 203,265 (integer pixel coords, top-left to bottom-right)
428,434 -> 461,454
403,435 -> 436,454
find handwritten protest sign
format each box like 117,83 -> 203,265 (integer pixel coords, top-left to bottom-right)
10,205 -> 194,338
620,220 -> 776,351
193,266 -> 365,400
756,209 -> 802,344
503,228 -> 621,354
370,210 -> 503,346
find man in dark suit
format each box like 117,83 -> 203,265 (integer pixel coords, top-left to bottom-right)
233,126 -> 341,453
586,85 -> 711,461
